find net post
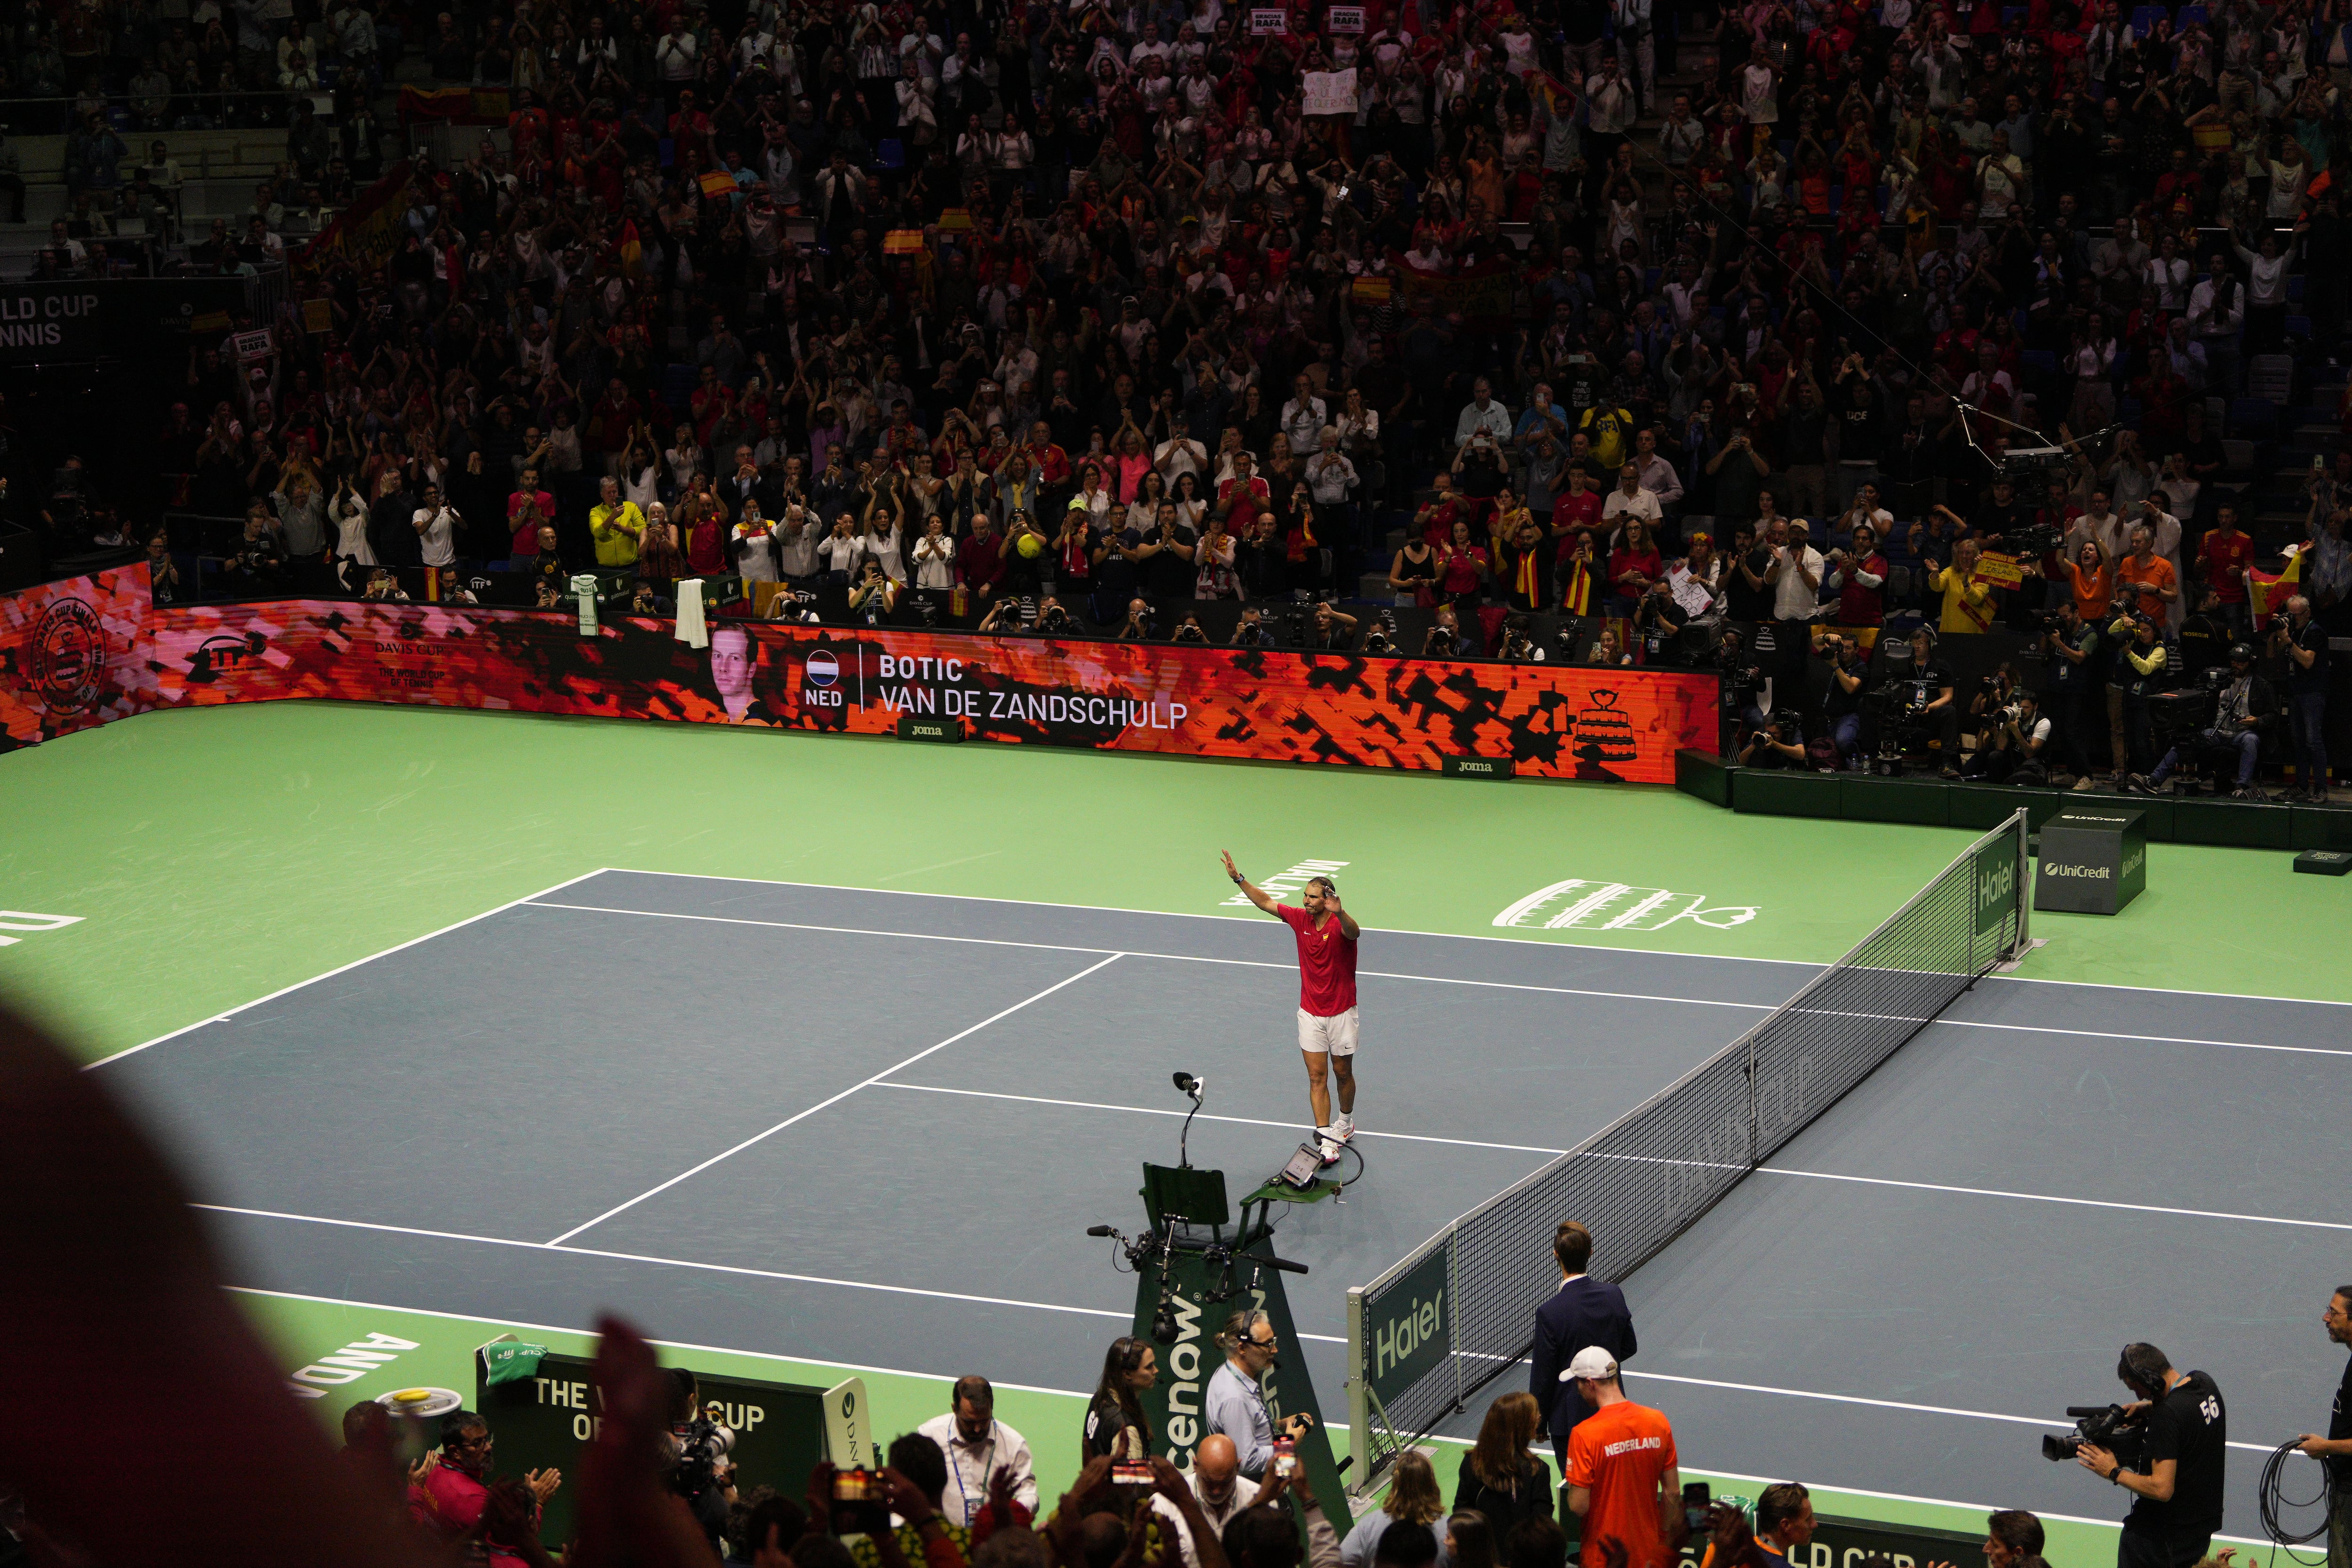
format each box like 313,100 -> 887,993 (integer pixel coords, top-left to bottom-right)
1446,1230 -> 1465,1415
1346,1285 -> 1369,1493
2009,807 -> 2031,961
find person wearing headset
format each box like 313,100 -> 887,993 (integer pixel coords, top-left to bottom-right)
915,1375 -> 1038,1528
2074,1343 -> 2226,1568
1202,1308 -> 1314,1483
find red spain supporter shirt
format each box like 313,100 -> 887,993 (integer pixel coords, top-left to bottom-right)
1277,904 -> 1358,1017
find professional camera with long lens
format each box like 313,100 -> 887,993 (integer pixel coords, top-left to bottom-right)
2041,1405 -> 2147,1465
1172,619 -> 1208,645
1363,609 -> 1398,654
1037,602 -> 1073,635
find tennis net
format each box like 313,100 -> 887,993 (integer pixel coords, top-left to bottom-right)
1343,809 -> 2030,1487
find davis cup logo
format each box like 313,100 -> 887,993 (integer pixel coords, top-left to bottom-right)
803,648 -> 845,708
31,597 -> 104,716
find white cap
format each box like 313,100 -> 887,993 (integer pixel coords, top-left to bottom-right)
1563,1347 -> 1619,1383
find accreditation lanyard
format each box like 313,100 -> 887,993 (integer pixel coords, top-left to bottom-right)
946,1424 -> 997,1526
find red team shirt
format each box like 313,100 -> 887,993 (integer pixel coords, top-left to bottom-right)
1277,904 -> 1358,1017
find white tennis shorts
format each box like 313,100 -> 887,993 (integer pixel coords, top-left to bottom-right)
1297,1006 -> 1360,1058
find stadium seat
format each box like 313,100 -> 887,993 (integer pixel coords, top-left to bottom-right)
2229,398 -> 2277,438
2129,5 -> 2165,35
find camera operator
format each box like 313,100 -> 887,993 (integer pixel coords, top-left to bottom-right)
1739,708 -> 1809,769
1496,611 -> 1545,662
1232,606 -> 1277,647
1962,664 -> 2022,767
1632,577 -> 1691,664
1034,596 -> 1075,636
665,1368 -> 737,1552
1172,611 -> 1211,645
1895,626 -> 1963,775
2041,600 -> 2102,785
2074,1344 -> 2225,1568
1118,596 -> 1158,641
2142,643 -> 2273,799
2272,595 -> 2332,803
2112,612 -> 2170,783
1423,604 -> 1476,658
1820,633 -> 1871,769
1961,688 -> 2051,784
976,596 -> 1029,634
2290,1287 -> 2352,1568
1715,625 -> 1771,755
1362,610 -> 1401,654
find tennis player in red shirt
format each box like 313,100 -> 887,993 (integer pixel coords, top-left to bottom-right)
1222,852 -> 1362,1164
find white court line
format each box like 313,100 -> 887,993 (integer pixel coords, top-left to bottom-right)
1754,1165 -> 2352,1233
522,899 -> 1792,1013
545,951 -> 1128,1246
1938,1017 -> 2352,1059
200,1206 -> 1347,1343
83,868 -> 616,1069
587,866 -> 1827,971
200,1204 -> 1128,1321
1622,1369 -> 2279,1455
601,865 -> 2352,1013
526,899 -> 2352,1056
873,1081 -> 1572,1157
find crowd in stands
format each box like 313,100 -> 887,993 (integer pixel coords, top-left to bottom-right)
0,0 -> 2337,787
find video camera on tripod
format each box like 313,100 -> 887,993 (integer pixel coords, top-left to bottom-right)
1858,637 -> 1932,774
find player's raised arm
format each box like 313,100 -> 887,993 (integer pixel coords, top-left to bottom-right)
1323,884 -> 1360,941
1221,851 -> 1279,914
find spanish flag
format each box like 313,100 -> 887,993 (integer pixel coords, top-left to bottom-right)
2249,549 -> 2306,620
883,229 -> 926,255
1559,550 -> 1595,616
1532,72 -> 1576,116
699,170 -> 740,199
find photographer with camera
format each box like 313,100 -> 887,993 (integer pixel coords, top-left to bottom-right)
1424,605 -> 1477,659
1496,612 -> 1544,663
1820,633 -> 1872,769
1739,709 -> 1809,769
2138,643 -> 2274,799
2072,1344 -> 2226,1568
663,1367 -> 737,1552
2041,599 -> 2104,787
1961,687 -> 2051,784
1232,606 -> 1278,648
2112,612 -> 2171,782
2272,596 -> 2333,802
1118,596 -> 1158,642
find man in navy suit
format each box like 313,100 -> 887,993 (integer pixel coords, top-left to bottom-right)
1529,1221 -> 1639,1473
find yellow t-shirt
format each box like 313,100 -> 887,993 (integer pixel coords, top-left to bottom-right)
1930,563 -> 1994,634
1580,406 -> 1632,470
590,501 -> 645,567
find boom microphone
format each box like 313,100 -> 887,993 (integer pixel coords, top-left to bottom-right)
1086,1225 -> 1116,1237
